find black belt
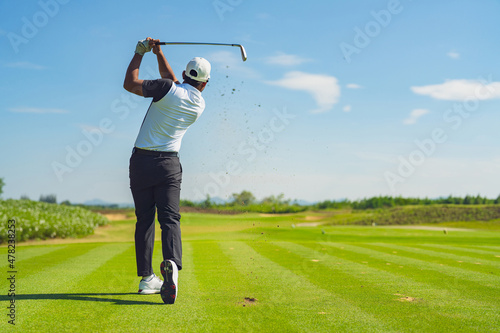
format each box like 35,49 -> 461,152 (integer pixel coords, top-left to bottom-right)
132,147 -> 178,157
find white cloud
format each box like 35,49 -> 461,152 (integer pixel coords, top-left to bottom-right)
411,79 -> 500,101
4,61 -> 46,70
447,51 -> 460,59
9,107 -> 68,114
265,71 -> 340,113
343,105 -> 352,112
403,109 -> 429,125
265,52 -> 312,66
346,83 -> 362,89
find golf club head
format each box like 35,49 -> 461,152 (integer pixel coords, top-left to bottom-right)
238,45 -> 247,62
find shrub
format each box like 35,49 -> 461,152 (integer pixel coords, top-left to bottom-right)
352,205 -> 500,226
0,199 -> 109,243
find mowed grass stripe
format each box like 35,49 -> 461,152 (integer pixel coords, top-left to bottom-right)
75,242 -> 136,293
375,243 -> 500,271
164,241 -> 218,332
217,242 -> 301,332
360,243 -> 500,288
420,244 -> 500,258
290,241 -> 500,332
325,243 -> 500,305
471,245 -> 500,251
0,243 -> 103,292
10,243 -> 131,329
221,241 -> 376,333
246,240 -> 394,333
190,240 -> 300,332
0,244 -> 67,271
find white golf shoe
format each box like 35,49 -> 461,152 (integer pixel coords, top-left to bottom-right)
138,274 -> 163,295
160,260 -> 178,304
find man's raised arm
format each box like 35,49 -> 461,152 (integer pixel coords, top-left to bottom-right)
124,52 -> 145,96
151,39 -> 180,84
124,38 -> 156,96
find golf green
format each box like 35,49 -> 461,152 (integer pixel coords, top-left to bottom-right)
1,213 -> 499,332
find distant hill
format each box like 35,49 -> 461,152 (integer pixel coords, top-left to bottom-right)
82,199 -> 134,208
83,198 -> 110,206
209,197 -> 228,205
291,199 -> 316,206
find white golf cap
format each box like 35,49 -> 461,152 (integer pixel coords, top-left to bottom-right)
185,57 -> 211,82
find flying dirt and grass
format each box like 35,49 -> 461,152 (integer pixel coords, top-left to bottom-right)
1,200 -> 499,332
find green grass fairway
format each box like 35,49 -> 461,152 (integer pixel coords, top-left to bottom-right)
1,213 -> 500,332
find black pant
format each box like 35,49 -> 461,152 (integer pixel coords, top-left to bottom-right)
129,151 -> 183,276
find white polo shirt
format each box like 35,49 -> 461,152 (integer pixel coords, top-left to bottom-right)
134,80 -> 205,152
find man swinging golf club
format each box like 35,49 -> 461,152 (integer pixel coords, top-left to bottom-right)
123,37 -> 210,304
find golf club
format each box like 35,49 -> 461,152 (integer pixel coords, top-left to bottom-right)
156,42 -> 247,62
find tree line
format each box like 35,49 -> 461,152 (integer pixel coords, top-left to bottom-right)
180,191 -> 305,213
314,194 -> 500,210
183,192 -> 500,211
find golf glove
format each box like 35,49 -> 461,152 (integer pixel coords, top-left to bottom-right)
135,39 -> 151,56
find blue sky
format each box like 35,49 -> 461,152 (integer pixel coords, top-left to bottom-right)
1,0 -> 499,204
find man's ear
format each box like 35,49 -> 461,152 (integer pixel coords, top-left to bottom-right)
182,71 -> 186,80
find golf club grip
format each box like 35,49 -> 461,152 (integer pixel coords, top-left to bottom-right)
155,42 -> 240,47
156,42 -> 205,46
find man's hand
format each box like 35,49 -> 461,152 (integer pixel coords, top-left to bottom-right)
135,38 -> 152,56
149,39 -> 162,55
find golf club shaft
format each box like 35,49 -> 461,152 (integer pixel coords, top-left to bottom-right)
156,42 -> 247,61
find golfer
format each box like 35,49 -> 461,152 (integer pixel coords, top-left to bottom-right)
123,37 -> 210,304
